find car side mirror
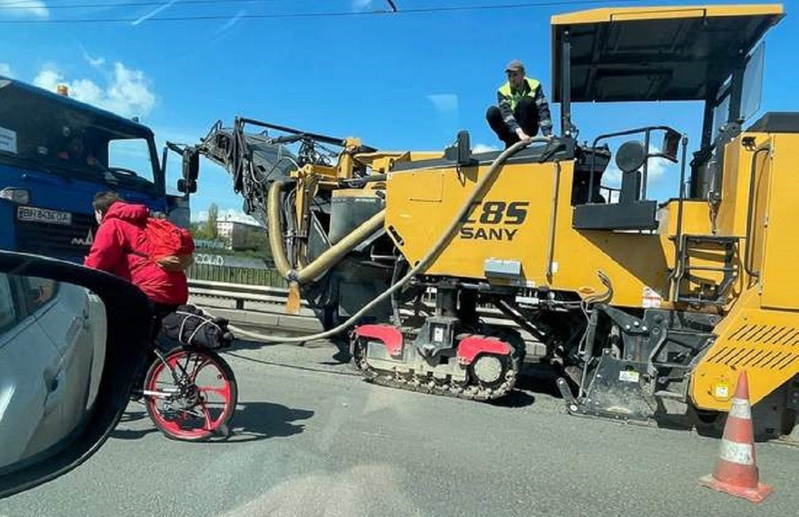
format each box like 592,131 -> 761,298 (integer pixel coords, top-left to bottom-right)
444,130 -> 477,167
661,129 -> 681,164
182,147 -> 199,181
177,178 -> 197,194
0,252 -> 152,500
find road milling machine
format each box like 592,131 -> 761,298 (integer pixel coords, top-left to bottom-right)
176,4 -> 798,440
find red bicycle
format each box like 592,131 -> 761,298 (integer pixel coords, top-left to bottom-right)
130,308 -> 238,441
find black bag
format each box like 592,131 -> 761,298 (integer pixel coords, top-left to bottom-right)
160,304 -> 234,350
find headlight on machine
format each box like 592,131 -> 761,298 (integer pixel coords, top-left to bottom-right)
0,188 -> 30,204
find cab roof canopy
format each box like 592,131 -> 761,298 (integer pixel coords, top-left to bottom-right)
551,4 -> 785,103
0,75 -> 154,138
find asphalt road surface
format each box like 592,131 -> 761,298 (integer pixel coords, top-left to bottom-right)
1,339 -> 796,517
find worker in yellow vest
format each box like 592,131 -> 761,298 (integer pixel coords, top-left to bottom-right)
486,59 -> 553,148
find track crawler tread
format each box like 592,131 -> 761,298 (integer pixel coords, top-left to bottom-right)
352,331 -> 523,402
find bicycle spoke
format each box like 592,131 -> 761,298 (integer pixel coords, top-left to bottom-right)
197,384 -> 232,402
143,347 -> 237,440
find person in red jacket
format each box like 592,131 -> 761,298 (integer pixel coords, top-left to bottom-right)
83,192 -> 189,334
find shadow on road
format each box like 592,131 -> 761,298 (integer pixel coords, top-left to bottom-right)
229,339 -> 288,351
518,362 -> 565,399
319,339 -> 351,365
489,390 -> 537,408
111,409 -> 159,440
110,402 -> 314,443
225,401 -> 314,442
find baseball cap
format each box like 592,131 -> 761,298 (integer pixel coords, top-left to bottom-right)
505,59 -> 524,72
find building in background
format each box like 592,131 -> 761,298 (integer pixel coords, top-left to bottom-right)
216,217 -> 266,251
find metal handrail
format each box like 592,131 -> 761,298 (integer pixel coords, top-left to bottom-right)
587,125 -> 682,204
744,144 -> 771,279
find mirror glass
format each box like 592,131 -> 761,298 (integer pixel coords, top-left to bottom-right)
0,274 -> 106,475
182,148 -> 199,181
741,41 -> 765,123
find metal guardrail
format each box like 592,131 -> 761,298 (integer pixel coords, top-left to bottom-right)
186,263 -> 284,287
187,279 -> 514,322
188,279 -> 306,310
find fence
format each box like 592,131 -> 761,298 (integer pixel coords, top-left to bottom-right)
186,262 -> 285,287
187,262 -> 541,306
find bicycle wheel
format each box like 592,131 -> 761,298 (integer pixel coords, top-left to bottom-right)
143,346 -> 238,441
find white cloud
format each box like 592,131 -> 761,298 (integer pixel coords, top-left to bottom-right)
604,144 -> 672,188
473,143 -> 498,153
0,63 -> 12,78
426,93 -> 458,116
647,153 -> 671,181
33,61 -> 156,118
0,0 -> 49,18
80,45 -> 106,68
427,93 -> 459,142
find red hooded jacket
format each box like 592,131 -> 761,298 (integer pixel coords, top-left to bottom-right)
83,202 -> 189,306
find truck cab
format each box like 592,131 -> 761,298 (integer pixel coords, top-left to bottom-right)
0,75 -> 190,263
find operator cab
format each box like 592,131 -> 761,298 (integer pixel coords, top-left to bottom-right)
550,4 -> 785,232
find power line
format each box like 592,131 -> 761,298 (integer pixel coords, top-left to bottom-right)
0,0 -> 292,9
0,0 -> 650,24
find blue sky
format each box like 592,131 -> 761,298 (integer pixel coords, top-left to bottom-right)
1,0 -> 797,222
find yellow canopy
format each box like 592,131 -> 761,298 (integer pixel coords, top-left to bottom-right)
550,4 -> 785,103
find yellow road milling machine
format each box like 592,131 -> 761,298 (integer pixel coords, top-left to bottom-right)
177,4 -> 798,440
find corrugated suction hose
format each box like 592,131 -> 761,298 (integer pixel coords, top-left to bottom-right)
207,138 -> 549,343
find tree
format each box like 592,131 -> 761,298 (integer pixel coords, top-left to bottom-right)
241,227 -> 270,255
190,221 -> 211,240
208,203 -> 219,239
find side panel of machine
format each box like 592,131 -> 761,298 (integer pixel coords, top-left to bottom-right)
385,161 -> 552,284
759,133 -> 799,310
658,200 -> 714,238
385,156 -> 674,308
714,138 -> 747,237
690,132 -> 799,411
690,290 -> 799,410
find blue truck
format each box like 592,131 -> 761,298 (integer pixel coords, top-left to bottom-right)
0,74 -> 196,263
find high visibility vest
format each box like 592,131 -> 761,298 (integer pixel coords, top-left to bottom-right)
498,77 -> 540,112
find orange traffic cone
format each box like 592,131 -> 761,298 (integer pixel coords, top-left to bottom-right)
698,370 -> 772,503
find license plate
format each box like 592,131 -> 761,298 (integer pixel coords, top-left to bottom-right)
16,206 -> 72,226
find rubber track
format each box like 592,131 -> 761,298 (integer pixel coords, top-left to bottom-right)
352,342 -> 520,402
